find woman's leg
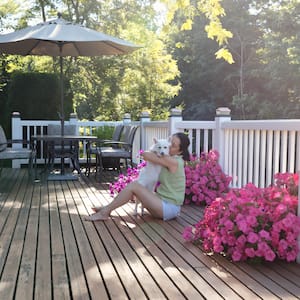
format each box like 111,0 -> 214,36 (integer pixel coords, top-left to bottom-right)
85,181 -> 163,221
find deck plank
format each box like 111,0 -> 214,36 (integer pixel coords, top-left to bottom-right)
0,168 -> 300,300
48,180 -> 71,299
71,179 -> 128,299
62,180 -> 109,299
0,171 -> 33,298
54,180 -> 90,300
14,182 -> 40,300
34,182 -> 52,300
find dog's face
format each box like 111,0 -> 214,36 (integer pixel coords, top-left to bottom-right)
150,138 -> 170,156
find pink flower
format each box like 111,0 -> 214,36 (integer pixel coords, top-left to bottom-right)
183,173 -> 300,262
245,247 -> 256,258
184,150 -> 231,205
232,250 -> 242,261
264,249 -> 276,261
223,219 -> 234,230
247,232 -> 259,244
259,230 -> 271,240
182,227 -> 194,241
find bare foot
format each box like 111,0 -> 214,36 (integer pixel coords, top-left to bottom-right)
91,206 -> 102,213
85,209 -> 110,221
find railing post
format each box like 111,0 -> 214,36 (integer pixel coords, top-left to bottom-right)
69,113 -> 78,134
168,108 -> 182,136
140,111 -> 151,151
11,112 -> 22,168
214,107 -> 231,170
123,113 -> 131,125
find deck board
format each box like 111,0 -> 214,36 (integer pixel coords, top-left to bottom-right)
0,168 -> 300,299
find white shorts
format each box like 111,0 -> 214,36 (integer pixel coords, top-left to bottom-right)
162,200 -> 181,221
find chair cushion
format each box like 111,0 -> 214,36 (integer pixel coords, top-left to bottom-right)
0,126 -> 7,152
100,148 -> 131,159
0,147 -> 32,159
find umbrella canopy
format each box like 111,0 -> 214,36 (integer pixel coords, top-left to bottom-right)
0,15 -> 139,56
0,15 -> 139,134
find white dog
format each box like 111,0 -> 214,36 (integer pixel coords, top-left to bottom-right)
134,138 -> 170,215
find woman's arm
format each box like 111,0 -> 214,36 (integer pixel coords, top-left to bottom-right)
141,151 -> 178,173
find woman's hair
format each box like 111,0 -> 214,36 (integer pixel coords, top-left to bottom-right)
173,132 -> 190,161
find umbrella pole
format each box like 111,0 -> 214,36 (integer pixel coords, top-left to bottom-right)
60,55 -> 64,135
60,55 -> 65,174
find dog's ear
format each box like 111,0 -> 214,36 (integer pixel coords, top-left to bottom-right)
168,136 -> 172,143
153,137 -> 158,144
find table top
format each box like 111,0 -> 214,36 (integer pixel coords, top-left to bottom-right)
32,135 -> 98,141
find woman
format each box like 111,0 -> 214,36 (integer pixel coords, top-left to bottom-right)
85,132 -> 190,221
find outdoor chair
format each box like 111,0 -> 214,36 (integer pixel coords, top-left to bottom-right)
86,124 -> 124,176
0,125 -> 36,178
46,124 -> 79,172
96,125 -> 139,178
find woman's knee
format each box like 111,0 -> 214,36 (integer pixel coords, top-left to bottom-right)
127,181 -> 143,193
130,181 -> 143,189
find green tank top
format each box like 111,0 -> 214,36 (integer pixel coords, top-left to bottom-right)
156,156 -> 185,205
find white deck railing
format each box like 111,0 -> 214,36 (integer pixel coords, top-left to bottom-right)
10,107 -> 300,189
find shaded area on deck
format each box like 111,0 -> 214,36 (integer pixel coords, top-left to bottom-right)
0,168 -> 300,299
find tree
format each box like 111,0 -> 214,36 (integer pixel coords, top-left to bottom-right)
161,0 -> 234,63
168,8 -> 235,120
0,0 -> 181,121
254,0 -> 300,118
168,0 -> 300,120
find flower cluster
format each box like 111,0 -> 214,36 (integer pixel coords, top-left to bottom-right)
183,177 -> 300,262
109,160 -> 146,197
274,172 -> 299,196
185,150 -> 232,205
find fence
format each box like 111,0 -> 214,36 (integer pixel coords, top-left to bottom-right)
11,107 -> 300,189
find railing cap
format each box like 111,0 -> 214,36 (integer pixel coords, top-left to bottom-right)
140,111 -> 150,117
12,112 -> 21,118
216,107 -> 231,116
123,113 -> 131,119
70,113 -> 77,119
170,108 -> 182,116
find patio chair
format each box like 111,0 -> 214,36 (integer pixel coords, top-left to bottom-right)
0,125 -> 36,178
86,124 -> 124,176
46,124 -> 79,172
96,125 -> 139,178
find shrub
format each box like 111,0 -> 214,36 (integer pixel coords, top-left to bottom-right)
94,126 -> 115,139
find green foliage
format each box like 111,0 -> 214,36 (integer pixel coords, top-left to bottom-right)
8,72 -> 73,120
0,0 -> 181,122
162,0 -> 234,63
168,0 -> 300,120
169,12 -> 232,120
2,0 -> 300,121
94,126 -> 115,139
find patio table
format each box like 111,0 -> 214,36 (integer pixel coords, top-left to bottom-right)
32,135 -> 97,180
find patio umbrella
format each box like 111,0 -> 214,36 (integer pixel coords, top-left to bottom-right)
0,13 -> 139,135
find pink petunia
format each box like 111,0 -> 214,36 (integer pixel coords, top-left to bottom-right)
247,232 -> 259,244
232,250 -> 242,262
245,247 -> 256,258
259,230 -> 271,240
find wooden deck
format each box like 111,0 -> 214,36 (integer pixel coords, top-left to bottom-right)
0,168 -> 300,300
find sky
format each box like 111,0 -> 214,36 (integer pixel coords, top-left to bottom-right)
1,0 -> 167,34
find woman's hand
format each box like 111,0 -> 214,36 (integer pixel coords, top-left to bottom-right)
142,151 -> 178,173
